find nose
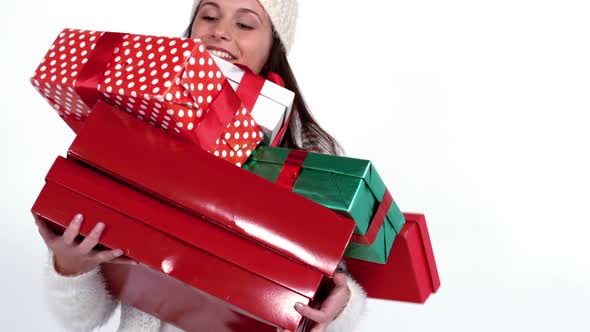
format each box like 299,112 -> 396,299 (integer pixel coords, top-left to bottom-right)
210,22 -> 232,41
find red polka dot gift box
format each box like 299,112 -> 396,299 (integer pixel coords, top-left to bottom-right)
30,28 -> 265,166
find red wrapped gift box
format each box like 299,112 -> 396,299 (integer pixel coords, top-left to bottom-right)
344,213 -> 440,303
66,101 -> 354,276
30,28 -> 265,165
31,99 -> 357,330
32,156 -> 335,331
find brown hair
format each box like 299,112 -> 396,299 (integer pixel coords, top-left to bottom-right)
185,13 -> 342,155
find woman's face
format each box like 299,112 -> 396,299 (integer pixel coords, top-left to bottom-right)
191,0 -> 273,74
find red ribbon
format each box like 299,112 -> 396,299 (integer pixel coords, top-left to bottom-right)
276,150 -> 308,190
75,32 -> 125,109
270,111 -> 291,147
266,71 -> 285,87
350,190 -> 393,246
192,80 -> 242,151
236,69 -> 265,115
234,64 -> 289,147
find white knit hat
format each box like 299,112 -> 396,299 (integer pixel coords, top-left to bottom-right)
190,0 -> 298,53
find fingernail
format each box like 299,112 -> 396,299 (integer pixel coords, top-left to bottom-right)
113,249 -> 123,256
74,214 -> 83,223
96,222 -> 105,230
294,303 -> 303,309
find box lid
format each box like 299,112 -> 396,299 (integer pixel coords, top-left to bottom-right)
67,101 -> 355,277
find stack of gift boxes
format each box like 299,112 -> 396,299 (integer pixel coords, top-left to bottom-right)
30,28 -> 440,331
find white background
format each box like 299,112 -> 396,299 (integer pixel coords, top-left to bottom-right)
1,0 -> 589,331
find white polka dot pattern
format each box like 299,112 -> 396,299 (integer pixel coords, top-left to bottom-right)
30,29 -> 101,122
30,28 -> 263,166
209,105 -> 264,166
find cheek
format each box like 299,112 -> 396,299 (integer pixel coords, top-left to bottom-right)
241,46 -> 265,73
190,23 -> 208,39
239,37 -> 272,73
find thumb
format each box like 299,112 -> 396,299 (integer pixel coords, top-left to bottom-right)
333,272 -> 349,287
110,257 -> 139,265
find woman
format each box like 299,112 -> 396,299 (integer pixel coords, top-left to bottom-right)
37,1 -> 368,331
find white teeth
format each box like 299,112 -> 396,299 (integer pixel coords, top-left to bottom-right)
208,49 -> 234,60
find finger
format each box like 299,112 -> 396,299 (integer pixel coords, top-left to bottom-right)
331,273 -> 351,303
35,218 -> 58,245
333,273 -> 349,288
110,257 -> 138,265
314,283 -> 351,320
62,213 -> 84,245
294,303 -> 329,324
77,222 -> 105,254
321,289 -> 350,316
93,249 -> 124,264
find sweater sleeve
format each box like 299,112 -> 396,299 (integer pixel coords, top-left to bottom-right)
326,261 -> 368,332
43,252 -> 119,332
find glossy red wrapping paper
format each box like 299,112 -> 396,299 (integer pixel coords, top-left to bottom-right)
67,101 -> 356,277
32,157 -> 334,331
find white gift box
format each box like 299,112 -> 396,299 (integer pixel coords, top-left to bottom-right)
212,56 -> 295,145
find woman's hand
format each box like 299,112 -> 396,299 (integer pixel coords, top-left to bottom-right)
36,213 -> 135,276
279,272 -> 352,332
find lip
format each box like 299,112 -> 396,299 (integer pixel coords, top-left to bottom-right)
206,46 -> 238,60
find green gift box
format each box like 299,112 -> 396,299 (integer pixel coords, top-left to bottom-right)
243,146 -> 405,263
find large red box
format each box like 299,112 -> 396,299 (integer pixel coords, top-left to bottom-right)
67,101 -> 354,277
344,213 -> 440,303
32,100 -> 357,330
32,156 -> 334,331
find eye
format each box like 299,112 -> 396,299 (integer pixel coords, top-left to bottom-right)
202,16 -> 218,22
237,23 -> 254,30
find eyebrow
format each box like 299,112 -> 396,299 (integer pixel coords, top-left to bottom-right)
198,1 -> 219,11
198,1 -> 265,25
237,8 -> 264,24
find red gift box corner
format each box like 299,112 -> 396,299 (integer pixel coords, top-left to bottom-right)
344,213 -> 440,304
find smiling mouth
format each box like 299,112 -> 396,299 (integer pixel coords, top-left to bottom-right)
208,49 -> 236,61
